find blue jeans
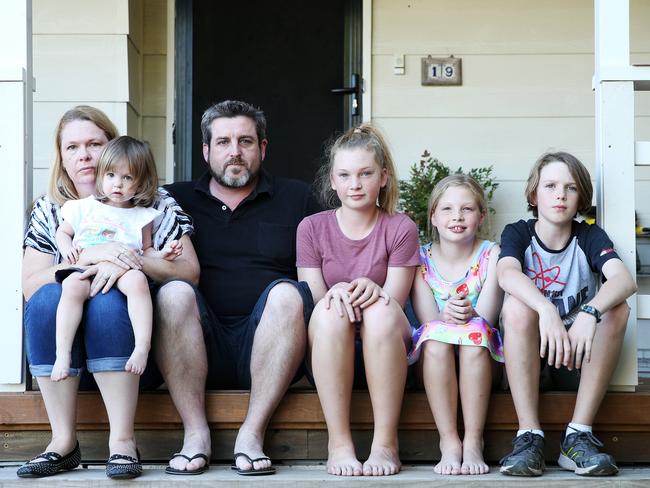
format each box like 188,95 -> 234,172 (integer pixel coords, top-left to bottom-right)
24,283 -> 136,377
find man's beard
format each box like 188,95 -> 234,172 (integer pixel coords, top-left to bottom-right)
210,157 -> 259,188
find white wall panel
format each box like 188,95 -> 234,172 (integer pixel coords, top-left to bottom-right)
33,0 -> 129,34
33,35 -> 129,102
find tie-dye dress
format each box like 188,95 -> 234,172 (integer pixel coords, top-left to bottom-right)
408,239 -> 504,364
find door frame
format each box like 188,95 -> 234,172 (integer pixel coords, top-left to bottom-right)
172,0 -> 365,181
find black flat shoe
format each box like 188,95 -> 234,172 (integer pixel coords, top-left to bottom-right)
16,441 -> 81,478
106,451 -> 142,479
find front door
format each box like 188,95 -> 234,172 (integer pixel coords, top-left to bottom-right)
175,0 -> 362,184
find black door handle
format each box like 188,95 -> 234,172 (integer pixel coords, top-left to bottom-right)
331,73 -> 360,116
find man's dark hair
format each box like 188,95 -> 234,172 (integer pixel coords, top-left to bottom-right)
200,100 -> 267,145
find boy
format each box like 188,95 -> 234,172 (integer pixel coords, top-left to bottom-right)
497,152 -> 636,477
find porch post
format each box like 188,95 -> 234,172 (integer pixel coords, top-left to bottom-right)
594,0 -> 638,389
0,0 -> 32,391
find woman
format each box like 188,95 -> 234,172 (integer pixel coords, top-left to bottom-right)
18,106 -> 199,479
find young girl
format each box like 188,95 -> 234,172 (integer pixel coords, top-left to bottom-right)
297,124 -> 420,477
51,135 -> 182,382
497,152 -> 635,477
409,174 -> 504,476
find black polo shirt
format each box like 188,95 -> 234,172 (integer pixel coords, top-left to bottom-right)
164,170 -> 320,318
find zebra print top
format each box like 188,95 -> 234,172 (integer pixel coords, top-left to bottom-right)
24,187 -> 194,263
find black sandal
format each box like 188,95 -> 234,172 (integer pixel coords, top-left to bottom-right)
105,451 -> 142,479
16,441 -> 81,478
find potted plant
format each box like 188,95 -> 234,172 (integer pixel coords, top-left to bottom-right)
399,150 -> 499,242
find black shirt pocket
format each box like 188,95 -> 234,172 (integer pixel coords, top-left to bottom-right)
257,222 -> 295,262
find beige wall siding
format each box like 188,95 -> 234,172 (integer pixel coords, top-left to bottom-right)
372,0 -> 650,238
32,0 -> 133,198
31,0 -> 168,198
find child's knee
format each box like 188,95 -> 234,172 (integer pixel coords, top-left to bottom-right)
501,295 -> 537,333
61,274 -> 90,298
120,269 -> 148,291
421,339 -> 454,361
601,301 -> 630,337
310,300 -> 352,336
361,301 -> 405,340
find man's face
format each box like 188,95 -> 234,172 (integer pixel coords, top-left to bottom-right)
203,116 -> 267,189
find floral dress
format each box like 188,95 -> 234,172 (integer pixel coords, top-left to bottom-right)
408,239 -> 504,364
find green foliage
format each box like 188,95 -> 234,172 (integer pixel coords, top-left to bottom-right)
399,150 -> 499,242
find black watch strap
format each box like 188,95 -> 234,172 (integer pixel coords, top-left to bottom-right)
579,304 -> 602,323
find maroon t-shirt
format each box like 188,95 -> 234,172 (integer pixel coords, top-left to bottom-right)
296,209 -> 420,288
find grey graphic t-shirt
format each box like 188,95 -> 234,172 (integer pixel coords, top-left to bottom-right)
499,219 -> 618,318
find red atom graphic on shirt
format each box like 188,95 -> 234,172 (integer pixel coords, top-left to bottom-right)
525,252 -> 566,291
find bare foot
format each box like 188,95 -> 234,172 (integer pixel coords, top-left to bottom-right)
109,438 -> 138,464
125,347 -> 149,375
234,427 -> 271,472
327,445 -> 362,476
362,446 -> 401,476
434,438 -> 462,475
168,430 -> 211,473
461,439 -> 489,475
51,356 -> 71,382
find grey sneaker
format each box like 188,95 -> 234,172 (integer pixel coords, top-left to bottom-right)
558,429 -> 618,476
499,432 -> 545,476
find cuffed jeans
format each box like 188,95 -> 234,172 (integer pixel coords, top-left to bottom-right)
24,283 -> 135,377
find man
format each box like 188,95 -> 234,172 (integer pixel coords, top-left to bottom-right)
156,100 -> 320,475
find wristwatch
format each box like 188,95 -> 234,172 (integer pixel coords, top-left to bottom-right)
579,304 -> 602,323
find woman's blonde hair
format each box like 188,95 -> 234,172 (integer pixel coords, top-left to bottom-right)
47,106 -> 119,205
427,174 -> 488,241
525,151 -> 592,217
316,123 -> 400,214
95,136 -> 159,207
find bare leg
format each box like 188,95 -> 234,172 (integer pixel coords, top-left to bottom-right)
94,371 -> 140,461
154,281 -> 210,472
360,301 -> 410,476
309,299 -> 361,476
459,345 -> 491,475
501,295 -> 541,430
30,376 -> 80,460
571,302 -> 628,425
52,276 -> 90,382
421,340 -> 462,475
116,270 -> 152,375
234,283 -> 306,472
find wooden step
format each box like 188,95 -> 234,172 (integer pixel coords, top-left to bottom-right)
1,390 -> 649,463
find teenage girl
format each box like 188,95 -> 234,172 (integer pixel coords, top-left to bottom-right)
409,174 -> 504,475
52,135 -> 182,381
297,124 -> 420,476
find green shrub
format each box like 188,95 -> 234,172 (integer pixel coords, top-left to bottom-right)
399,150 -> 499,242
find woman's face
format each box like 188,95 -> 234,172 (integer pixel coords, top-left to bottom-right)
330,148 -> 387,211
59,119 -> 109,191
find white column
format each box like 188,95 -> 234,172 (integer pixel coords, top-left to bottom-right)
0,0 -> 32,391
594,0 -> 637,390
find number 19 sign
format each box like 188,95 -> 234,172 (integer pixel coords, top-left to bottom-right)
421,55 -> 462,86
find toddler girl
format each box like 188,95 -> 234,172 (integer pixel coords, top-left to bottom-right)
51,136 -> 182,381
409,174 -> 504,475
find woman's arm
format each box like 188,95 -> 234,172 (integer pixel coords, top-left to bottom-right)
298,267 -> 329,304
22,247 -> 71,301
474,243 -> 505,327
410,270 -> 440,324
299,267 -> 357,322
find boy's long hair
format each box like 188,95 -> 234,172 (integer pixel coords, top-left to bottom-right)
95,136 -> 159,207
525,152 -> 592,217
316,123 -> 399,214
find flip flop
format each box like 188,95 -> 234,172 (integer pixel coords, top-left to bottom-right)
165,453 -> 210,475
231,452 -> 276,476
